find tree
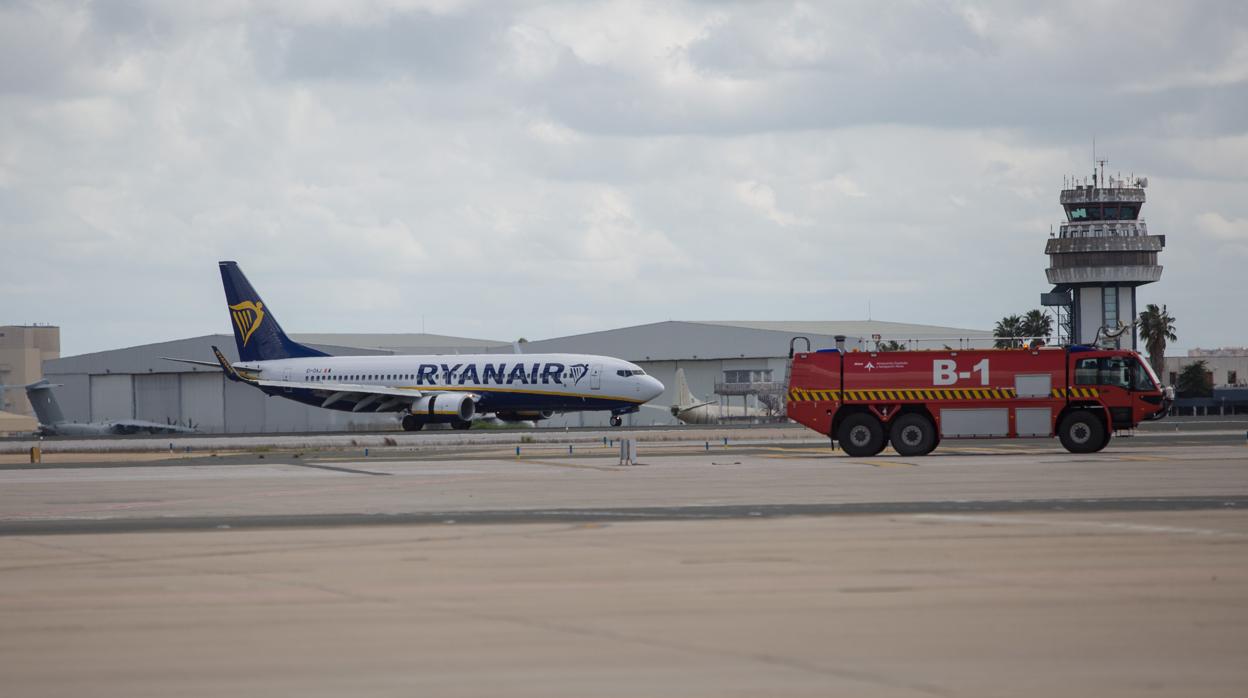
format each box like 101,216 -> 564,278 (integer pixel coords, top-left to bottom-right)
1176,360 -> 1212,398
1137,304 -> 1177,382
877,340 -> 906,351
1020,309 -> 1053,344
993,314 -> 1026,348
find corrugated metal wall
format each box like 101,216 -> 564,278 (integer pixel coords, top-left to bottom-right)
89,374 -> 133,421
224,379 -> 265,433
179,373 -> 224,432
134,374 -> 180,424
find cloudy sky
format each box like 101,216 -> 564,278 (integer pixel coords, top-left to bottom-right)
2,0 -> 1245,356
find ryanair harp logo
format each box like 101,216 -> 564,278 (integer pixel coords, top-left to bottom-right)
229,301 -> 265,347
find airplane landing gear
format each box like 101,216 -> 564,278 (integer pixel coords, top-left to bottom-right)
451,419 -> 472,430
610,415 -> 623,427
401,415 -> 424,432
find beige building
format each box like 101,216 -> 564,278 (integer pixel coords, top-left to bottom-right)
0,325 -> 60,417
1163,348 -> 1248,389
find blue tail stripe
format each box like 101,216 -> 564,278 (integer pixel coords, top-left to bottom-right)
219,261 -> 328,362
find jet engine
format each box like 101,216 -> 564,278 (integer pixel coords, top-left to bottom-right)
410,394 -> 475,422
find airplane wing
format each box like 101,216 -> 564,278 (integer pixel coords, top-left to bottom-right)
162,357 -> 222,369
254,377 -> 431,412
173,346 -> 478,414
106,420 -> 199,435
210,346 -> 477,413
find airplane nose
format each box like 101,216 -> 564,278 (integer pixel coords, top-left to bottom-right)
643,376 -> 664,401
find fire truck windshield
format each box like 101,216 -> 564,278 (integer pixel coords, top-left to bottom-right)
1075,356 -> 1133,389
1134,356 -> 1161,391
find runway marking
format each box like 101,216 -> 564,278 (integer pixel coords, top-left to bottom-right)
1114,454 -> 1171,462
288,463 -> 392,476
910,514 -> 1248,537
863,460 -> 915,468
756,447 -> 837,455
511,459 -> 629,472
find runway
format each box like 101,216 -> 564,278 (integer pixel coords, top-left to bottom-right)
1,428 -> 1246,696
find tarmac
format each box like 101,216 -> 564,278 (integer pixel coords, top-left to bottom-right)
1,425 -> 1246,696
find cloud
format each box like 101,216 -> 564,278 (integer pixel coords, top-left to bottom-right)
1196,212 -> 1248,255
0,0 -> 1246,354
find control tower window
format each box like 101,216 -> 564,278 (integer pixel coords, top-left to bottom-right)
1065,204 -> 1140,222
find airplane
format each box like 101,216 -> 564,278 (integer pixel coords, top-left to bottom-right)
166,261 -> 665,431
650,368 -> 772,425
11,380 -> 198,436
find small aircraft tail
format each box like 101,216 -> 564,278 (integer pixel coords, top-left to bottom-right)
675,368 -> 698,409
24,380 -> 65,427
219,261 -> 328,362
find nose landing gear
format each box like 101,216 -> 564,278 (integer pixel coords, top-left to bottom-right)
610,415 -> 623,427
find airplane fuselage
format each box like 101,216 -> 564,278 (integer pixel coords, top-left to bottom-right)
236,353 -> 663,418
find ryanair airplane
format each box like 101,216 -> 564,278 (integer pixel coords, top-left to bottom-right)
171,262 -> 664,431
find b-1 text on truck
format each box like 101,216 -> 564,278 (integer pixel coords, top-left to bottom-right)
786,340 -> 1171,456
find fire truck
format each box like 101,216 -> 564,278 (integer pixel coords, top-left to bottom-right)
786,339 -> 1171,456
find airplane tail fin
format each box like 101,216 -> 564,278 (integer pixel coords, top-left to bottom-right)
24,380 -> 65,426
219,261 -> 328,362
675,368 -> 698,408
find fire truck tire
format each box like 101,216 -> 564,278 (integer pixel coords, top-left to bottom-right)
889,413 -> 937,457
1058,411 -> 1106,454
837,413 -> 886,457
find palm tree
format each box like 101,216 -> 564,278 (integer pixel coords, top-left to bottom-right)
993,314 -> 1026,349
1020,309 -> 1053,345
1137,304 -> 1177,381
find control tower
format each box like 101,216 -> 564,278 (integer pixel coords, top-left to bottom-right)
1043,163 -> 1164,349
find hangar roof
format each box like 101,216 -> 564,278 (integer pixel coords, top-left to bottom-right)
43,335 -> 389,375
43,321 -> 993,374
519,320 -> 992,362
687,320 -> 993,340
289,333 -> 510,355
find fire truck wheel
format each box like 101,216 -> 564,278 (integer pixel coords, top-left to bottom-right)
889,413 -> 937,456
837,413 -> 886,457
1058,411 -> 1106,454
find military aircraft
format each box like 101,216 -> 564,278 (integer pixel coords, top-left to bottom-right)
650,368 -> 772,425
12,380 -> 198,436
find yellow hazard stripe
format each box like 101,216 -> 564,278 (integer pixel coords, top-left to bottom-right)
788,387 -> 1026,402
1051,387 -> 1099,399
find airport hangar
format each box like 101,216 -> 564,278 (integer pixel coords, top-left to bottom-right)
41,321 -> 993,433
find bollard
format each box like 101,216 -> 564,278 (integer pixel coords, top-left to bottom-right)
29,445 -> 41,464
618,438 -> 638,465
705,441 -> 709,451
568,444 -> 573,455
723,437 -> 728,446
516,446 -> 521,457
169,442 -> 174,453
603,436 -> 607,446
185,446 -> 190,453
364,447 -> 369,457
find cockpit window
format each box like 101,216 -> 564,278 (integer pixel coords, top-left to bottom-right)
615,369 -> 646,377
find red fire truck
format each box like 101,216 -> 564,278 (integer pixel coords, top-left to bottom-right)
786,339 -> 1171,456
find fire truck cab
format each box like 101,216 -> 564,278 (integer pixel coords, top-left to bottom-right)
786,342 -> 1170,456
